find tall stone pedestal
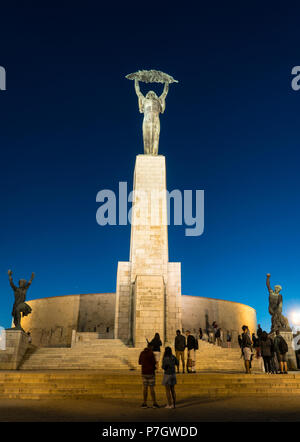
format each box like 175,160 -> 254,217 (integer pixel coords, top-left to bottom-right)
0,330 -> 29,370
114,155 -> 182,346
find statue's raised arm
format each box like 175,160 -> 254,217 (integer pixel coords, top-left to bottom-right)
134,79 -> 144,113
159,82 -> 169,114
25,272 -> 35,289
266,273 -> 272,294
8,269 -> 17,291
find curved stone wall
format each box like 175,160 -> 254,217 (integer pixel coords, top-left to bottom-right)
21,293 -> 256,348
182,295 -> 257,346
21,293 -> 116,347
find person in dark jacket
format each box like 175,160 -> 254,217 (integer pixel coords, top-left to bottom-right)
147,333 -> 162,370
162,347 -> 179,408
174,330 -> 186,373
257,324 -> 263,339
138,344 -> 160,408
241,325 -> 252,373
274,330 -> 289,374
259,331 -> 275,374
186,330 -> 197,373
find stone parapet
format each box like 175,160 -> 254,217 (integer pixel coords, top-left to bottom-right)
0,330 -> 29,370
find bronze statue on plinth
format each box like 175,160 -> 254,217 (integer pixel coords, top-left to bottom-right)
266,273 -> 291,332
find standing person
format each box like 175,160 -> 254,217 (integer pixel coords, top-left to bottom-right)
138,344 -> 160,409
241,325 -> 252,374
215,328 -> 222,346
259,331 -> 274,374
161,347 -> 179,408
199,328 -> 203,340
212,321 -> 218,344
174,330 -> 186,373
186,330 -> 198,373
257,324 -> 263,339
274,330 -> 289,374
226,331 -> 232,348
147,333 -> 162,370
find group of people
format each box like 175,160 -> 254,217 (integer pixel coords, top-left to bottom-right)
239,324 -> 289,374
199,323 -> 232,347
139,330 -> 199,409
138,325 -> 291,408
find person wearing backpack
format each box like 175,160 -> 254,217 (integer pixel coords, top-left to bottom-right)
260,331 -> 275,374
274,329 -> 289,374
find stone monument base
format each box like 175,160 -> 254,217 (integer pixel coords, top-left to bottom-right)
0,330 -> 29,370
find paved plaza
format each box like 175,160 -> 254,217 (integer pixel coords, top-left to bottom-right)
0,395 -> 300,422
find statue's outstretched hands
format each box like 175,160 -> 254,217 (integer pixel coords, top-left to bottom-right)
31,272 -> 35,279
8,269 -> 12,276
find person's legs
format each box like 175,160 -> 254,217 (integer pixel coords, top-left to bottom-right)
263,357 -> 268,373
259,356 -> 265,372
270,357 -> 276,373
279,361 -> 284,373
143,384 -> 148,405
165,386 -> 172,406
170,385 -> 176,408
181,351 -> 185,373
149,385 -> 157,405
187,350 -> 191,373
190,349 -> 196,372
175,351 -> 180,373
283,362 -> 288,373
244,348 -> 251,373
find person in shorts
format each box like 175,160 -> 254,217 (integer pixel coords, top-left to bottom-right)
241,325 -> 252,373
138,344 -> 160,408
162,346 -> 179,408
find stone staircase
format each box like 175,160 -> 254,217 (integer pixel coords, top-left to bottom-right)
19,333 -> 262,373
0,371 -> 299,400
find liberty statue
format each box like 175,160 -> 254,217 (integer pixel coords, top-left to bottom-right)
126,70 -> 178,155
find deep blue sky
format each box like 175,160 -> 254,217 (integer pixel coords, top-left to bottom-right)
0,2 -> 300,331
